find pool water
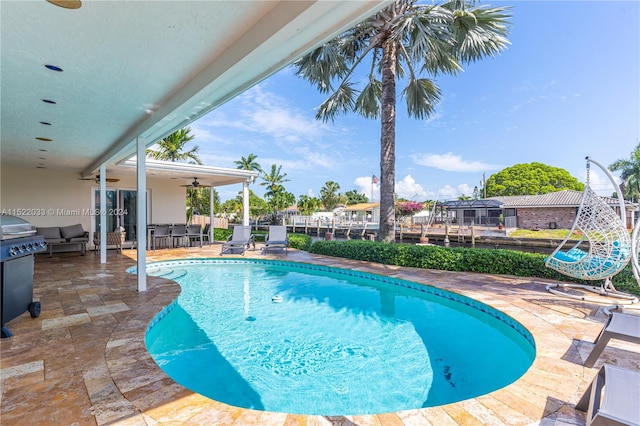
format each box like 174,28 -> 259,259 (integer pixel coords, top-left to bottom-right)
140,259 -> 535,416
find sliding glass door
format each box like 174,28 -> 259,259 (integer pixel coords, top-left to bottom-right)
93,189 -> 148,242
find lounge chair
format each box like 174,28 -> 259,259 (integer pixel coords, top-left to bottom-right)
576,364 -> 640,426
262,225 -> 289,255
220,225 -> 254,255
584,311 -> 640,368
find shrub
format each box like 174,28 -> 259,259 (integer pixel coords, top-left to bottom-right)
307,240 -> 640,296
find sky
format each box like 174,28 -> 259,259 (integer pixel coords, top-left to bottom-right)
187,0 -> 639,203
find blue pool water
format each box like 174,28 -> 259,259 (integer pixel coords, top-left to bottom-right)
137,259 -> 535,416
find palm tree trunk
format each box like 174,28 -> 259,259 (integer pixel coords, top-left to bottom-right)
379,39 -> 397,242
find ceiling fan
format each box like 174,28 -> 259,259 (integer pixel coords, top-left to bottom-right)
79,174 -> 120,183
180,177 -> 203,188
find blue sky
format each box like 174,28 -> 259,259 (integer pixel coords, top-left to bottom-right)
189,1 -> 639,202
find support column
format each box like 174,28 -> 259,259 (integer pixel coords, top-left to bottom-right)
242,180 -> 250,226
136,136 -> 147,292
99,164 -> 107,264
209,186 -> 215,242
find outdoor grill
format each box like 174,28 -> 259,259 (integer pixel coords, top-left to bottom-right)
0,214 -> 46,337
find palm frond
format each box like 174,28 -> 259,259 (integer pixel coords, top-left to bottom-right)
402,77 -> 441,119
450,5 -> 512,63
294,41 -> 350,93
316,82 -> 358,122
354,79 -> 382,119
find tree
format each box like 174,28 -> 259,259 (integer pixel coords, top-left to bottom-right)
344,189 -> 369,205
234,153 -> 263,174
146,127 -> 202,164
186,187 -> 220,222
297,195 -> 322,215
395,201 -> 424,221
260,164 -> 290,199
485,162 -> 584,196
610,141 -> 640,201
319,181 -> 344,211
294,0 -> 511,241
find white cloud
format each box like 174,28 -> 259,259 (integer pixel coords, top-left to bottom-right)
395,175 -> 428,200
354,174 -> 434,201
412,152 -> 500,172
582,169 -> 620,197
354,176 -> 379,201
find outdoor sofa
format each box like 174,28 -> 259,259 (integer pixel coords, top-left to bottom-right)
36,224 -> 89,257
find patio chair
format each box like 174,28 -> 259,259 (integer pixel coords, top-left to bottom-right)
171,224 -> 188,247
584,311 -> 640,367
186,224 -> 202,247
152,224 -> 171,250
220,225 -> 254,255
262,225 -> 288,255
576,363 -> 640,426
202,223 -> 211,244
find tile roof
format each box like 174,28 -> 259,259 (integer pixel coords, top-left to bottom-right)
501,190 -> 625,208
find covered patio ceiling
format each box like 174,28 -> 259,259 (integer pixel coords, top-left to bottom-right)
0,0 -> 391,178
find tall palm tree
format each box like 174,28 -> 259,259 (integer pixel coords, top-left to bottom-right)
294,0 -> 511,241
260,164 -> 290,200
147,127 -> 202,164
234,153 -> 263,174
610,141 -> 640,202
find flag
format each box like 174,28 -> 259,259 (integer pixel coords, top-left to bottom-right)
372,174 -> 379,184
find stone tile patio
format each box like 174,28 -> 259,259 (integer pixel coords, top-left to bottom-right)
1,243 -> 639,425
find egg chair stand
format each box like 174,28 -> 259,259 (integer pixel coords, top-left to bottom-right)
545,157 -> 638,304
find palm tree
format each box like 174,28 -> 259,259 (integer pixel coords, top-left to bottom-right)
147,127 -> 202,164
260,164 -> 290,200
294,0 -> 511,241
234,153 -> 263,174
610,141 -> 640,202
320,181 -> 344,211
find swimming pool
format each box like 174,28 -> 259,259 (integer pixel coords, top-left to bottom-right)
138,259 -> 535,416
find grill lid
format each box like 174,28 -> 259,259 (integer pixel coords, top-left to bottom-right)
0,215 -> 36,240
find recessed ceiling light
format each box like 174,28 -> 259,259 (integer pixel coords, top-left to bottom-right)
41,99 -> 56,104
36,137 -> 53,142
46,0 -> 82,9
44,65 -> 63,72
40,121 -> 52,125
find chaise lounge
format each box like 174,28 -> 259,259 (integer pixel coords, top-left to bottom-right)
220,225 -> 254,255
584,311 -> 640,368
261,225 -> 288,255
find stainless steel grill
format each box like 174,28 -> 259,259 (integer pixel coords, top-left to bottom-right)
1,215 -> 46,337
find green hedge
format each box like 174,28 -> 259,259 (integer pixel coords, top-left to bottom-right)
307,240 -> 640,296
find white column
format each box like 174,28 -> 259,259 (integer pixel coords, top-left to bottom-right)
136,136 -> 147,292
209,186 -> 215,242
99,164 -> 107,264
242,180 -> 250,226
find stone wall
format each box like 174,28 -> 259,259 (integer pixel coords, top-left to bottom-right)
517,207 -> 577,230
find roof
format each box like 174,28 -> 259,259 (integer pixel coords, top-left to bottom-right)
118,159 -> 258,187
437,190 -> 636,210
0,1 -> 391,177
438,199 -> 504,209
342,203 -> 380,211
501,190 -> 629,208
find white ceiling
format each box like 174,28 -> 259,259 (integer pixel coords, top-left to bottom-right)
0,0 -> 391,180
